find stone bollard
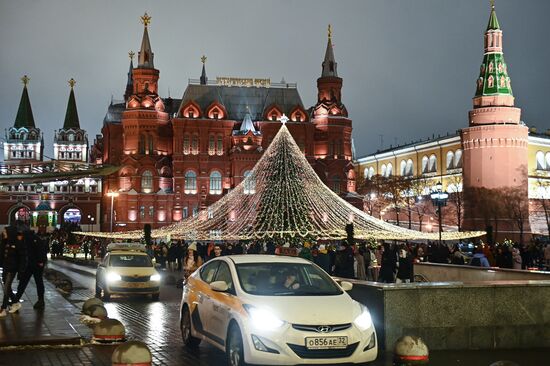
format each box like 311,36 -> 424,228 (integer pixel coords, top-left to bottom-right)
393,335 -> 429,365
88,304 -> 108,320
82,298 -> 104,315
93,318 -> 126,343
111,341 -> 152,365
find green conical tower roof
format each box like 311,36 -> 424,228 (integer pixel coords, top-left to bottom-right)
14,75 -> 36,128
475,2 -> 512,98
63,79 -> 80,129
487,1 -> 500,30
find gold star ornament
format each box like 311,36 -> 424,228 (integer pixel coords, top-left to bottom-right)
68,78 -> 76,88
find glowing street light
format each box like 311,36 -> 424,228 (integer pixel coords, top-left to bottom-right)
106,191 -> 119,232
430,181 -> 449,245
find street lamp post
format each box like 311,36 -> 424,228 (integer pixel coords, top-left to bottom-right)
106,192 -> 119,232
430,181 -> 449,245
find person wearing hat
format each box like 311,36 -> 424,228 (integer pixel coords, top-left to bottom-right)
0,221 -> 28,317
314,244 -> 331,274
183,242 -> 203,279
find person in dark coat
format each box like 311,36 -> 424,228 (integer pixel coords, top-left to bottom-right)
379,242 -> 397,283
13,229 -> 48,309
396,245 -> 414,283
314,244 -> 331,273
0,221 -> 28,316
334,241 -> 355,278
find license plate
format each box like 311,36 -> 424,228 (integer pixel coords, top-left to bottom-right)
125,282 -> 148,288
305,336 -> 348,350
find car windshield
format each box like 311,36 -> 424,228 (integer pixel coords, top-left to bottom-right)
235,262 -> 343,296
110,254 -> 152,267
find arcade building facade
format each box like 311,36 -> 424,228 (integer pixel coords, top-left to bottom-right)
0,76 -> 101,232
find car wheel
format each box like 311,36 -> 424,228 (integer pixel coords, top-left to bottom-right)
226,325 -> 246,366
181,307 -> 201,347
152,293 -> 160,301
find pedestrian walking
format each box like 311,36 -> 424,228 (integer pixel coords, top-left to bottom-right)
13,228 -> 48,309
83,240 -> 90,260
0,221 -> 28,317
183,242 -> 203,279
334,241 -> 355,279
355,245 -> 367,280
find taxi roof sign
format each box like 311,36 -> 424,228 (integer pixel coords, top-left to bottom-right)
107,243 -> 147,253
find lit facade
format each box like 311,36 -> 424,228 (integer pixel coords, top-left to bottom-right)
98,17 -> 354,231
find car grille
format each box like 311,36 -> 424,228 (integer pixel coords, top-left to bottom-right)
287,342 -> 358,359
292,323 -> 352,333
121,275 -> 150,282
110,286 -> 159,293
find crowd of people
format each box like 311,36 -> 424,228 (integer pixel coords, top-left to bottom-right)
3,219 -> 550,309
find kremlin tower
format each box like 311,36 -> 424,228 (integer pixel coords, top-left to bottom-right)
461,2 -> 530,239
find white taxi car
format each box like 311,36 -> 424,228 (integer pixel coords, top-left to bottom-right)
95,243 -> 161,301
179,255 -> 377,365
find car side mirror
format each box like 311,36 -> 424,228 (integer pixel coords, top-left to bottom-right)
340,281 -> 353,291
210,281 -> 229,292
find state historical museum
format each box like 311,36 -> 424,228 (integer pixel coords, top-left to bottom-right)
98,15 -> 355,231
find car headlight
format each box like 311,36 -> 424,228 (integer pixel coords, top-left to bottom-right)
150,274 -> 161,282
106,272 -> 122,283
354,306 -> 373,330
243,304 -> 285,331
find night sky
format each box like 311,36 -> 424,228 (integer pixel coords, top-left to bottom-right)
1,0 -> 549,159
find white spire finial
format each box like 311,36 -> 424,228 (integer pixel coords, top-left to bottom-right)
278,114 -> 289,125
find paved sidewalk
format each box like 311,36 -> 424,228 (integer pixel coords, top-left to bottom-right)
0,272 -> 84,347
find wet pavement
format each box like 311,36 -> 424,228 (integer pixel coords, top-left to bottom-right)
0,258 -> 547,365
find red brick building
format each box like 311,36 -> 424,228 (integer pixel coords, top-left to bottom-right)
99,16 -> 355,231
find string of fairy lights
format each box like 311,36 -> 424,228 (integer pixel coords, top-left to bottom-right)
76,123 -> 485,242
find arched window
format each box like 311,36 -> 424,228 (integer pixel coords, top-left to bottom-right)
68,133 -> 75,142
381,164 -> 387,178
429,155 -> 437,173
368,167 -> 375,179
400,160 -> 407,176
386,163 -> 393,177
216,135 -> 223,155
184,171 -> 197,194
536,151 -> 545,170
446,151 -> 455,170
454,149 -> 463,168
406,159 -> 414,176
546,152 -> 550,171
422,156 -> 429,173
141,170 -> 153,193
208,135 -> 215,156
243,170 -> 255,195
209,171 -> 222,195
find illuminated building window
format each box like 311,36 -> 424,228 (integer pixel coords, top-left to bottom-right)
429,155 -> 437,173
149,206 -> 154,217
209,171 -> 222,195
183,135 -> 190,155
188,110 -> 194,118
422,156 -> 429,173
192,135 -> 199,155
141,170 -> 153,193
446,151 -> 455,170
213,111 -> 219,119
140,206 -> 145,219
330,175 -> 341,194
182,207 -> 188,218
271,113 -> 277,121
454,150 -> 463,168
216,135 -> 223,155
243,170 -> 255,195
184,170 -> 197,194
208,135 -> 215,155
192,206 -> 199,217
536,151 -> 545,170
